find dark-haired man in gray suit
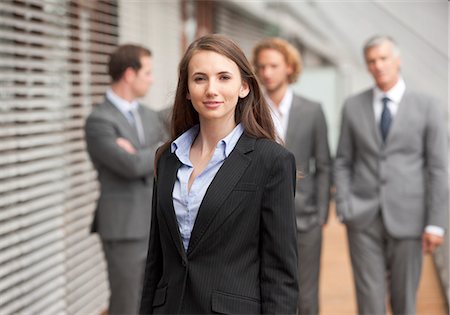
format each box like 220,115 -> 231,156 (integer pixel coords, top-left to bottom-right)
253,37 -> 331,315
85,44 -> 163,315
335,35 -> 448,314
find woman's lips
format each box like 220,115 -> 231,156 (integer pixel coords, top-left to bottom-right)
203,101 -> 223,109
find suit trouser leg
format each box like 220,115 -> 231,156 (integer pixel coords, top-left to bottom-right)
387,236 -> 422,315
348,214 -> 423,315
297,225 -> 322,315
102,239 -> 148,315
347,215 -> 387,315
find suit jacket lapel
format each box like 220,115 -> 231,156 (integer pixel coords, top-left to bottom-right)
187,134 -> 254,256
365,90 -> 383,147
104,97 -> 141,147
158,151 -> 187,261
383,91 -> 408,145
285,95 -> 301,148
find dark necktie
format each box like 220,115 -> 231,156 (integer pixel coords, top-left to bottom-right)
380,96 -> 391,142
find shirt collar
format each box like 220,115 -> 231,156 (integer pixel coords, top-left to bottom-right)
106,88 -> 139,112
171,123 -> 244,166
373,77 -> 406,104
223,123 -> 244,157
265,87 -> 293,116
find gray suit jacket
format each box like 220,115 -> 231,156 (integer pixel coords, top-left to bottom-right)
286,95 -> 331,231
85,96 -> 163,240
334,88 -> 448,237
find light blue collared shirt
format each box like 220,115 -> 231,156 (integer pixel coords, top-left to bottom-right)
171,123 -> 244,250
106,89 -> 139,124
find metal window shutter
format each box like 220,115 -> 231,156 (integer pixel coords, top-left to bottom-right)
0,0 -> 117,314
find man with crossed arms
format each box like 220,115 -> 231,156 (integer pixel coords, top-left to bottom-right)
85,44 -> 163,315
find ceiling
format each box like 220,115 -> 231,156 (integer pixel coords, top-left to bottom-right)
231,0 -> 448,102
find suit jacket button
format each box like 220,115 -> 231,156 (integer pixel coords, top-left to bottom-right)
182,260 -> 187,267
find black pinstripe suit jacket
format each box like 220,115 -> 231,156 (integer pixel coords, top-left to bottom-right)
140,133 -> 299,314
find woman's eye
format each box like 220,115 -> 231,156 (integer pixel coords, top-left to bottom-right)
194,77 -> 205,82
220,76 -> 231,80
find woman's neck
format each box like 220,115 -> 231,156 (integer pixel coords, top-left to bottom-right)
196,119 -> 236,153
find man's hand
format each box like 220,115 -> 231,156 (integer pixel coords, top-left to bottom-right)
116,137 -> 136,154
422,232 -> 444,254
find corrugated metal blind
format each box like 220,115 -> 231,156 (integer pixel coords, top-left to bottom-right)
0,0 -> 117,314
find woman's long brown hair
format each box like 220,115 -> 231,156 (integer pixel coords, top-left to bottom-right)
155,34 -> 277,175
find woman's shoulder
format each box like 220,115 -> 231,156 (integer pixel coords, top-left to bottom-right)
253,138 -> 293,160
155,142 -> 173,169
249,138 -> 295,177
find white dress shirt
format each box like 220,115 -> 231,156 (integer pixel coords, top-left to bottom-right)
372,77 -> 405,123
106,88 -> 139,123
265,88 -> 293,142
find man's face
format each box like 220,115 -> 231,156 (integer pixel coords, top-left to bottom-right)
365,41 -> 401,91
130,55 -> 153,98
255,48 -> 292,93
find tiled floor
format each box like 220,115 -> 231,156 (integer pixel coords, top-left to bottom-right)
320,204 -> 448,315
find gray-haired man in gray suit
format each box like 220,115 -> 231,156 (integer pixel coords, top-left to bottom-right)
253,37 -> 331,315
85,44 -> 163,315
335,35 -> 448,314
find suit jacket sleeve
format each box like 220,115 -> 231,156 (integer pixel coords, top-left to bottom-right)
139,177 -> 162,314
260,150 -> 299,314
334,102 -> 354,220
313,105 -> 332,224
425,99 -> 448,229
85,115 -> 158,179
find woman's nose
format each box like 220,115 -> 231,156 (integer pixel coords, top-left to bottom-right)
205,80 -> 218,96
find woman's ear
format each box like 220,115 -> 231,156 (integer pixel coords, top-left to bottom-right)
186,92 -> 191,100
239,82 -> 250,98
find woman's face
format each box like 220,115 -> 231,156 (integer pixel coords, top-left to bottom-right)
187,50 -> 249,127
